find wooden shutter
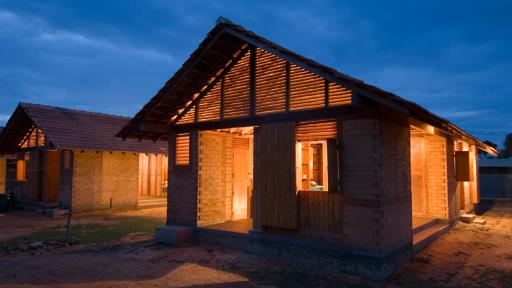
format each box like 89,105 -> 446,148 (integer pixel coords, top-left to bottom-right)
296,120 -> 337,142
175,133 -> 190,165
254,122 -> 297,230
455,151 -> 471,181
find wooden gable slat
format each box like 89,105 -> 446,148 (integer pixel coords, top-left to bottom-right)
256,48 -> 286,115
223,51 -> 251,119
289,64 -> 325,111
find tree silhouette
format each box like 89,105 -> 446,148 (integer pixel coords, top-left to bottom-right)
499,133 -> 512,158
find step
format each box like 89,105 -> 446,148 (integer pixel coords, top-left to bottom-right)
412,218 -> 439,235
413,222 -> 450,254
460,213 -> 476,224
138,198 -> 167,208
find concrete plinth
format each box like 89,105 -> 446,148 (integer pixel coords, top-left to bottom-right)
155,225 -> 195,245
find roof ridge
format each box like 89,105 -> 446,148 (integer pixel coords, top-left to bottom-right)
19,102 -> 132,120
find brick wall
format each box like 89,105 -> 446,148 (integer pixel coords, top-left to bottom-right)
424,135 -> 449,219
72,150 -> 139,212
196,131 -> 234,226
377,116 -> 412,254
342,114 -> 412,255
167,131 -> 199,226
342,118 -> 381,251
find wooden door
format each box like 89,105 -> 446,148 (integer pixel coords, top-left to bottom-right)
232,137 -> 250,220
254,122 -> 297,230
411,136 -> 428,216
42,151 -> 60,203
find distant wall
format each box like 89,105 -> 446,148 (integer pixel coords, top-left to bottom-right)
479,167 -> 512,198
72,151 -> 139,212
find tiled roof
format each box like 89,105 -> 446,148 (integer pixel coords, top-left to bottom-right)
0,103 -> 167,154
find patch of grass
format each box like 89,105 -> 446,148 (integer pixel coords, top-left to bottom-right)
19,217 -> 164,244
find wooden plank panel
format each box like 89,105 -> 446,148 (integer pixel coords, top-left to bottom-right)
42,151 -> 60,203
176,133 -> 190,165
254,122 -> 297,229
455,151 -> 471,181
298,190 -> 342,233
296,120 -> 337,141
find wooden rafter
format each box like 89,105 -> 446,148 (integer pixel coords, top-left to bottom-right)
170,45 -> 250,125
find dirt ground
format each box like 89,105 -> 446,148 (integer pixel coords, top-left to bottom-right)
0,205 -> 511,288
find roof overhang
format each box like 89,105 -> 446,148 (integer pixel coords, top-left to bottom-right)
117,18 -> 498,156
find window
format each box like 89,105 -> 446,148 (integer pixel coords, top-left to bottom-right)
175,133 -> 190,166
297,141 -> 328,191
295,120 -> 339,192
16,160 -> 26,181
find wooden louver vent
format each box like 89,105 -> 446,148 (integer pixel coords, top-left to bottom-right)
223,52 -> 251,119
289,64 -> 325,111
173,47 -> 353,126
296,120 -> 338,141
175,133 -> 190,165
256,48 -> 286,114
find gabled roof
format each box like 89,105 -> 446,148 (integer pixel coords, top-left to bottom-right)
0,103 -> 167,154
118,17 -> 497,155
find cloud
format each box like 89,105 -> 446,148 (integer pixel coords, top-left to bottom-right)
0,114 -> 10,122
0,8 -> 175,62
439,109 -> 486,119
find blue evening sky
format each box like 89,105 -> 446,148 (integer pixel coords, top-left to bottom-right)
0,1 -> 511,146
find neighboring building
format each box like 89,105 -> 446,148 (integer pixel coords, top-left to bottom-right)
0,103 -> 168,212
118,19 -> 498,279
479,158 -> 512,198
0,127 -> 6,195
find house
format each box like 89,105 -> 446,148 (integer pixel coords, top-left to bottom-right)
479,158 -> 512,198
0,103 -> 168,212
0,126 -> 6,195
118,18 -> 498,279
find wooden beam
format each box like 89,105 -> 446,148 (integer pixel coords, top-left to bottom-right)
249,45 -> 256,116
194,104 -> 199,123
171,105 -> 373,133
171,46 -> 250,125
138,27 -> 230,131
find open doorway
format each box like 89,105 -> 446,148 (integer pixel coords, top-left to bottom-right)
410,125 -> 450,237
197,127 -> 254,234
